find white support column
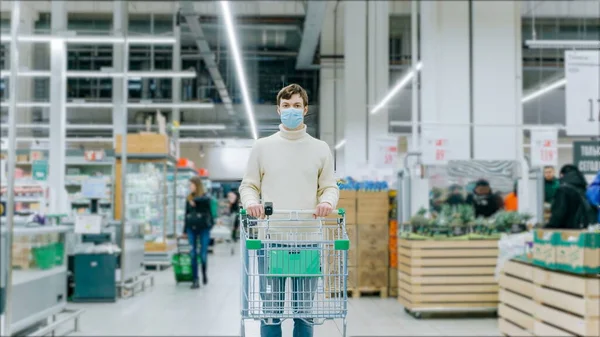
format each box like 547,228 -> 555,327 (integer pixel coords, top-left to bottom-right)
472,1 -> 522,161
343,0 -> 368,176
112,1 -> 128,141
48,0 -> 67,214
172,10 -> 181,158
319,2 -> 338,148
366,0 -> 390,166
419,1 -> 471,160
17,5 -> 37,135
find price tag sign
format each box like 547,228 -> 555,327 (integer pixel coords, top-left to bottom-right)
373,137 -> 398,169
32,160 -> 48,181
530,127 -> 558,167
421,126 -> 449,165
566,50 -> 600,136
75,214 -> 103,234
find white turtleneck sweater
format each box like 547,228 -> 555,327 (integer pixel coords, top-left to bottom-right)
239,125 -> 339,215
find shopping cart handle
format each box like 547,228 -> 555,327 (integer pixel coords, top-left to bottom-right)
239,207 -> 346,216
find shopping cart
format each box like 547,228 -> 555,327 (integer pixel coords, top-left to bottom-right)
239,203 -> 349,337
210,215 -> 236,255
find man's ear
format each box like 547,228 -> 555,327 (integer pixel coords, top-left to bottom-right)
303,106 -> 308,116
276,107 -> 281,115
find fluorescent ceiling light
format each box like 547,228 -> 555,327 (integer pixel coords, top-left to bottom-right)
126,102 -> 215,109
1,123 -> 49,129
522,78 -> 566,103
370,62 -> 422,115
16,70 -> 52,77
220,1 -> 258,140
1,35 -> 176,45
334,139 -> 346,150
127,71 -> 196,78
177,124 -> 227,131
2,70 -> 195,79
66,102 -> 113,108
525,39 -> 600,49
16,102 -> 51,108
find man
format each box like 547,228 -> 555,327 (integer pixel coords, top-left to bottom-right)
465,179 -> 502,218
545,164 -> 595,229
445,184 -> 466,206
543,166 -> 560,204
239,83 -> 339,337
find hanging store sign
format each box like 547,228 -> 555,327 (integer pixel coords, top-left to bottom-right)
530,127 -> 558,167
373,137 -> 398,170
421,126 -> 450,165
565,50 -> 600,136
573,141 -> 600,175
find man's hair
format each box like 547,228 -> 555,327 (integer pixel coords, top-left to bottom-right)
544,166 -> 555,170
276,83 -> 308,107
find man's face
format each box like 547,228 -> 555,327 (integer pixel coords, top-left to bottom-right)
278,94 -> 308,116
544,167 -> 555,181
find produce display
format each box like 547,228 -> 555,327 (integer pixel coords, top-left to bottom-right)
337,177 -> 389,191
404,206 -> 533,240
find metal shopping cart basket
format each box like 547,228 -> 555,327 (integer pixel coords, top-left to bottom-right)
239,203 -> 350,337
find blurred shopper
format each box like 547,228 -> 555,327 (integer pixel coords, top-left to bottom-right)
466,179 -> 502,218
183,176 -> 216,288
227,190 -> 241,241
544,166 -> 560,204
545,165 -> 596,229
504,181 -> 518,212
585,170 -> 600,224
239,83 -> 339,337
445,184 -> 467,206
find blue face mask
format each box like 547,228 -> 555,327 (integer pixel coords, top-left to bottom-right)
280,108 -> 304,129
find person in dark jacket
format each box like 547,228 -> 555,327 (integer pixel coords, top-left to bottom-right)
227,190 -> 241,241
446,184 -> 467,206
466,179 -> 502,218
183,176 -> 215,288
546,165 -> 593,229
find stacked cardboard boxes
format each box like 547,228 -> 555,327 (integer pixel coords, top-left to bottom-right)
356,191 -> 389,291
533,229 -> 600,275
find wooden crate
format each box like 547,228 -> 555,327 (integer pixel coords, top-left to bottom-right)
532,267 -> 600,337
498,260 -> 536,336
498,258 -> 600,337
397,239 -> 499,313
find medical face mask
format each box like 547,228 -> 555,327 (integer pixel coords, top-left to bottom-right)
280,108 -> 304,129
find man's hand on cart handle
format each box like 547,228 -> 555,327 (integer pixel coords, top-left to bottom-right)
246,203 -> 265,219
314,202 -> 333,218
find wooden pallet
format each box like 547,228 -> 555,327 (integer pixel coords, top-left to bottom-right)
348,287 -> 388,299
498,258 -> 600,337
397,239 -> 499,315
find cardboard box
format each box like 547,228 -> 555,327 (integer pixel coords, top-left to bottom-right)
144,242 -> 169,252
346,225 -> 358,266
357,211 -> 389,226
358,223 -> 388,244
358,243 -> 388,266
357,191 -> 389,213
339,190 -> 357,200
533,230 -> 558,269
555,231 -> 600,274
357,266 -> 388,288
116,133 -> 171,154
389,267 -> 397,289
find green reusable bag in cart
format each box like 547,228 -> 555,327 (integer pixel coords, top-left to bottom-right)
269,249 -> 321,276
33,245 -> 56,270
54,242 -> 65,266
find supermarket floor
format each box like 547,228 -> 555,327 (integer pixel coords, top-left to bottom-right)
63,247 -> 501,337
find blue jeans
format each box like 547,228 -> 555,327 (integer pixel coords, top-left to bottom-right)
257,248 -> 318,337
187,228 -> 211,281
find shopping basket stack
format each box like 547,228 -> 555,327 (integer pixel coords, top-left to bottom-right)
239,204 -> 350,337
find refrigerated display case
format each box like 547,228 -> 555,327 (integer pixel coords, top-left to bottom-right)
114,153 -> 177,269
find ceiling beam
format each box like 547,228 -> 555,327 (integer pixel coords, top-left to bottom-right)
295,1 -> 327,70
180,0 -> 235,117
